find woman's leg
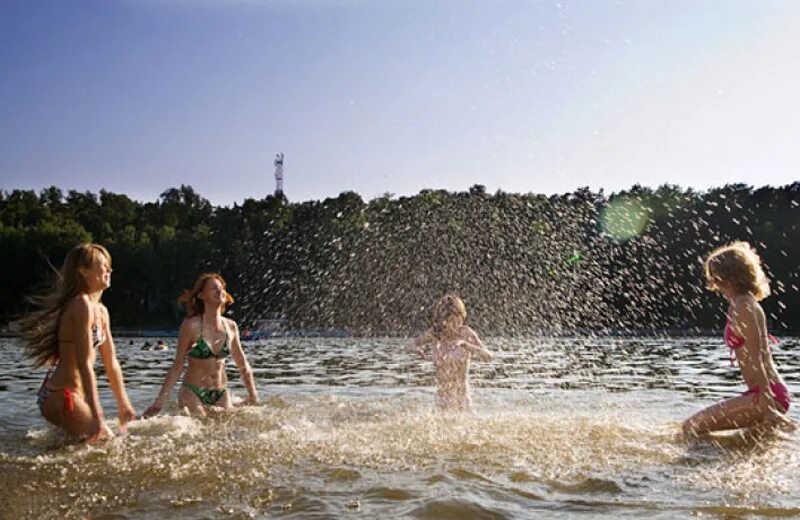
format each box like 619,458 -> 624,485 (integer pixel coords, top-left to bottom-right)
40,390 -> 100,440
761,405 -> 797,432
178,385 -> 207,417
683,393 -> 765,435
218,389 -> 233,410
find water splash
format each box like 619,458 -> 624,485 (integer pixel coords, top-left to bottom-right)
234,185 -> 798,336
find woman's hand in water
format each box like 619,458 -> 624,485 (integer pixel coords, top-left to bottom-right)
244,394 -> 259,406
85,419 -> 114,443
142,400 -> 162,418
119,403 -> 138,429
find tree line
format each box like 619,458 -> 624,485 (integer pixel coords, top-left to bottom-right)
1,183 -> 798,333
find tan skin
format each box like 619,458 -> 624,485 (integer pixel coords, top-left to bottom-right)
143,278 -> 258,417
39,254 -> 136,443
406,314 -> 493,410
683,281 -> 795,435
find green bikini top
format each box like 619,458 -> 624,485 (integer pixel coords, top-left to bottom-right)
188,319 -> 230,360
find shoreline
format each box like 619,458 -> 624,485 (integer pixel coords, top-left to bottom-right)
2,328 -> 798,339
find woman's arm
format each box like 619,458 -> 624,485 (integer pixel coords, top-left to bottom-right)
462,326 -> 493,362
404,329 -> 435,360
734,297 -> 776,407
97,305 -> 136,427
71,297 -> 107,434
229,320 -> 258,404
143,319 -> 193,417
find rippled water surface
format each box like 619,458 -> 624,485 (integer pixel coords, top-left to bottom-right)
1,336 -> 799,518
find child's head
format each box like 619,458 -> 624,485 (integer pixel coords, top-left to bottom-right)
431,294 -> 467,337
704,241 -> 770,300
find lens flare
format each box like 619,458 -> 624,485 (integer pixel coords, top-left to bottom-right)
599,197 -> 651,242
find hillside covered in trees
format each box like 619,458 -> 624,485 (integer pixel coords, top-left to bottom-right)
1,183 -> 798,333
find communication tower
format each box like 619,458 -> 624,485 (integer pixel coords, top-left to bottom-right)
274,152 -> 284,196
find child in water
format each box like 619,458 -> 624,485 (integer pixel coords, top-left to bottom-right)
683,242 -> 795,436
405,294 -> 493,410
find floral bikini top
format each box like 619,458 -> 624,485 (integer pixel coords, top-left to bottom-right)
57,322 -> 105,351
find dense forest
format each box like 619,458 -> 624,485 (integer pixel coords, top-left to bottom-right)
1,183 -> 798,334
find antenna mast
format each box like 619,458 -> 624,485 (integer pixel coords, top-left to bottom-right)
274,152 -> 284,196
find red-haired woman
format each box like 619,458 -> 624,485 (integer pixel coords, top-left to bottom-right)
144,273 -> 258,416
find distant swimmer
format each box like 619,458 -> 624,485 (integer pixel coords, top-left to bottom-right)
143,273 -> 259,417
16,243 -> 137,442
683,242 -> 795,436
156,339 -> 168,350
404,294 -> 493,411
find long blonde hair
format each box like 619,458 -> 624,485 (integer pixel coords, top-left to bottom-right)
704,241 -> 771,301
177,273 -> 234,317
430,294 -> 467,339
15,243 -> 111,368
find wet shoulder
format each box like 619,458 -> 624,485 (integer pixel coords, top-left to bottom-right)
731,294 -> 762,320
223,317 -> 239,334
98,303 -> 110,327
458,325 -> 479,340
180,316 -> 202,338
63,294 -> 93,320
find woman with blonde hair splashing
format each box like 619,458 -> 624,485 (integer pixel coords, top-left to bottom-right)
683,241 -> 795,436
405,294 -> 493,410
144,273 -> 258,416
17,243 -> 136,442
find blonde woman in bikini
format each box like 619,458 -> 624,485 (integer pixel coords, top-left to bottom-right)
683,242 -> 795,435
18,243 -> 136,443
144,273 -> 258,417
406,294 -> 493,410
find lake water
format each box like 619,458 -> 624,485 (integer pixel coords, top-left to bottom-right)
1,335 -> 799,518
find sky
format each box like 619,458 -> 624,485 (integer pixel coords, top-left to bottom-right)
1,0 -> 799,206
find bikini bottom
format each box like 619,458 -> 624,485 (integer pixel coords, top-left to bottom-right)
743,381 -> 791,413
183,382 -> 226,406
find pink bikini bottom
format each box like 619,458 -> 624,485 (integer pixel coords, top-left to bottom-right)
743,381 -> 791,413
